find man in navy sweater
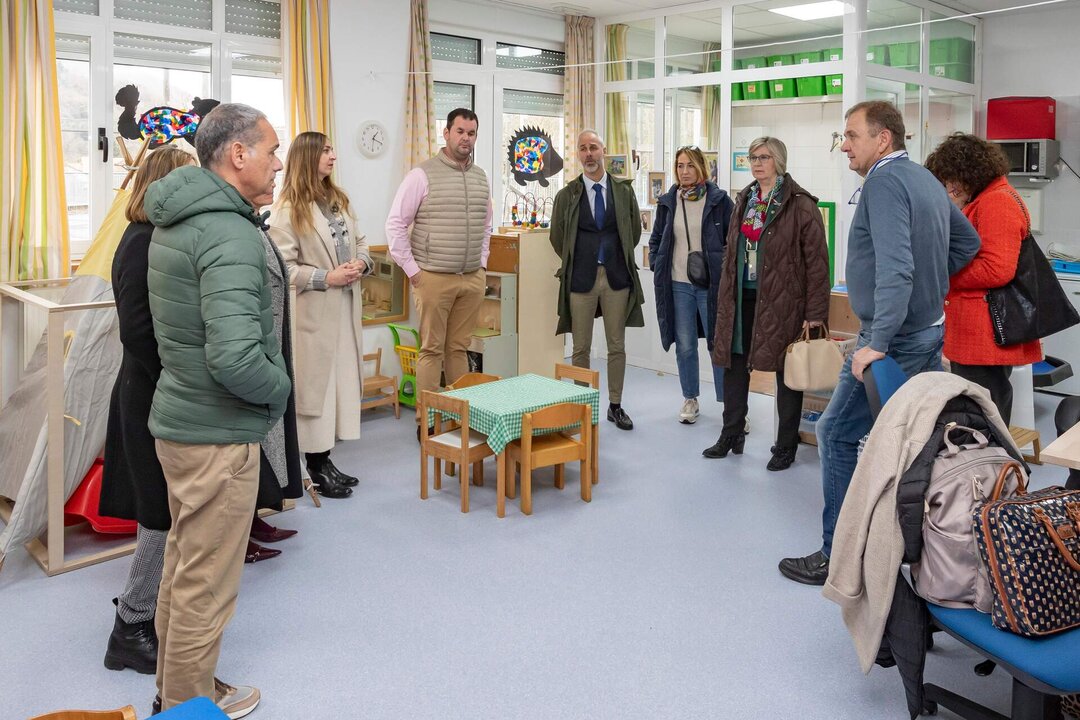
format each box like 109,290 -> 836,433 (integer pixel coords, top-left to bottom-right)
779,100 -> 981,585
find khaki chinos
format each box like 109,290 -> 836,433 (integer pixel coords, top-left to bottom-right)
570,267 -> 629,404
154,439 -> 260,710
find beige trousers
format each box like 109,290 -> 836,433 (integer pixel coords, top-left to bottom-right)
413,268 -> 485,418
154,439 -> 261,710
570,267 -> 629,404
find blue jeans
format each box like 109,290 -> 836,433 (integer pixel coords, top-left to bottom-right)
817,324 -> 944,557
672,281 -> 723,401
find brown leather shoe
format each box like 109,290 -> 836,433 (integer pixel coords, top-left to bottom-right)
245,540 -> 281,564
249,516 -> 298,544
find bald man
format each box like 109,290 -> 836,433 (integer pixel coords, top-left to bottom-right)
549,130 -> 645,430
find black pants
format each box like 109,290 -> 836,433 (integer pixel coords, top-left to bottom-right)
950,362 -> 1013,426
721,289 -> 804,448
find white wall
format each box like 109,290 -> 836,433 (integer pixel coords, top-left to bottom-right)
982,3 -> 1080,253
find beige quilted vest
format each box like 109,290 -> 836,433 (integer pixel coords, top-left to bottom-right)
411,151 -> 489,273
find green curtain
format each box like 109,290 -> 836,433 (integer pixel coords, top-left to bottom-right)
701,43 -> 722,152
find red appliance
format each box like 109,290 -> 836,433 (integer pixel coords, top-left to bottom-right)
986,97 -> 1056,140
64,459 -> 138,534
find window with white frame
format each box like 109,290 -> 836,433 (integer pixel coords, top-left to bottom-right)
54,0 -> 284,256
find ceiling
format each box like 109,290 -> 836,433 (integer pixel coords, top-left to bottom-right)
492,0 -> 1067,20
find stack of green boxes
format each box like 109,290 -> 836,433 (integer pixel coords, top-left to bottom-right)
887,41 -> 919,71
930,37 -> 974,82
725,60 -> 744,101
793,50 -> 825,97
767,54 -> 797,99
824,48 -> 843,95
866,44 -> 889,65
741,56 -> 770,100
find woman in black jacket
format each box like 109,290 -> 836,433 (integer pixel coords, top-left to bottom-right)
648,145 -> 734,424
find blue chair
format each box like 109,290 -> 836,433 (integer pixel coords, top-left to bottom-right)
864,355 -> 908,420
154,697 -> 228,718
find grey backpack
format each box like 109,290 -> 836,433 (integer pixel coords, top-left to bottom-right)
911,423 -> 1024,611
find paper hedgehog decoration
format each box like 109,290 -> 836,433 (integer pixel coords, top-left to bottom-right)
115,84 -> 220,148
506,126 -> 564,187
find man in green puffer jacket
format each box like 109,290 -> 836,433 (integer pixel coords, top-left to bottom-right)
145,103 -> 285,717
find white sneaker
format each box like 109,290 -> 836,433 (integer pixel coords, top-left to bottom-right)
215,678 -> 261,719
679,397 -> 700,424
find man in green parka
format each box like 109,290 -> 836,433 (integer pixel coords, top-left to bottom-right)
550,130 -> 645,430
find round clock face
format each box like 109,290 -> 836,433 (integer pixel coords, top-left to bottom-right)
358,121 -> 387,158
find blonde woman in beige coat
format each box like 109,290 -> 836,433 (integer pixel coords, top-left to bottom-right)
270,131 -> 372,499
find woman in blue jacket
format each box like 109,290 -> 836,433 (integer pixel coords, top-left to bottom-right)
648,146 -> 734,423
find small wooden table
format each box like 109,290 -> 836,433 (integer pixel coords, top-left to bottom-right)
1039,420 -> 1080,470
433,374 -> 600,517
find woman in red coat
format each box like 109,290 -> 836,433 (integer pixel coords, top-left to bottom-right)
925,133 -> 1041,424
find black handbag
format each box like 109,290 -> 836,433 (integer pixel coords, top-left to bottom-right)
986,194 -> 1079,346
681,196 -> 710,289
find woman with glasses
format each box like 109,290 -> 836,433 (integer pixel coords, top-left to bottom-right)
648,145 -> 734,423
707,137 -> 830,471
924,133 -> 1041,424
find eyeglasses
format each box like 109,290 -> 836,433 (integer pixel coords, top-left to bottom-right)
749,154 -> 774,164
677,144 -> 701,152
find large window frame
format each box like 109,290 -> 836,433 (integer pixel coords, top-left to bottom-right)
429,21 -> 565,228
55,0 -> 284,258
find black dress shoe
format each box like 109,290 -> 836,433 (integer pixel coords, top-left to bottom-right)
325,457 -> 359,487
702,433 -> 746,459
104,598 -> 157,674
607,406 -> 634,430
767,445 -> 797,472
245,540 -> 282,563
778,550 -> 830,585
308,466 -> 353,498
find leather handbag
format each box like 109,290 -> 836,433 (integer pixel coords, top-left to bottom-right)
985,197 -> 1079,346
783,325 -> 843,393
975,461 -> 1080,636
681,196 -> 710,289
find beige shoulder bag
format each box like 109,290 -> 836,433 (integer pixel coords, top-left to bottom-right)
783,325 -> 843,392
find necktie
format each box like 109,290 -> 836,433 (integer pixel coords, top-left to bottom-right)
594,183 -> 606,263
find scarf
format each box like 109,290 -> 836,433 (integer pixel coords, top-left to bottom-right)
680,182 -> 707,201
740,176 -> 783,243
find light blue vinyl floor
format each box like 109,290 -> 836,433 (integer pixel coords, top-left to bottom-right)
0,366 -> 1069,719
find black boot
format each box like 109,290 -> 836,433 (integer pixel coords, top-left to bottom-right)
702,433 -> 746,459
104,597 -> 158,674
767,445 -> 797,472
306,452 -> 352,499
324,455 -> 359,487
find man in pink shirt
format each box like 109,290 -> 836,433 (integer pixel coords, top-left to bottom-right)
385,109 -> 492,430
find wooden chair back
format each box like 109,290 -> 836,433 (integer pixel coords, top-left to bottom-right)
420,390 -> 471,451
362,348 -> 383,376
554,362 -> 599,389
523,402 -> 588,435
29,707 -> 138,720
448,372 -> 501,390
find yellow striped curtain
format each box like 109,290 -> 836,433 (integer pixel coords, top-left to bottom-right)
701,44 -> 722,151
283,0 -> 334,139
1,0 -> 70,281
562,14 -> 595,180
403,0 -> 435,172
603,24 -> 630,158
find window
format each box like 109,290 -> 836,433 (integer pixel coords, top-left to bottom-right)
433,81 -> 475,146
501,90 -> 564,221
114,0 -> 213,30
231,52 -> 287,159
496,43 -> 565,76
56,34 -> 93,247
431,32 -> 481,65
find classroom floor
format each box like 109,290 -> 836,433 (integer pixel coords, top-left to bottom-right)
1,365 -> 1068,719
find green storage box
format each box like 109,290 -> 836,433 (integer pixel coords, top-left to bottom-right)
770,78 -> 797,98
824,47 -> 843,62
743,80 -> 770,100
731,83 -> 744,101
825,74 -> 843,95
768,54 -> 794,67
930,37 -> 974,64
930,62 -> 973,82
866,44 -> 889,65
796,76 -> 826,97
741,56 -> 768,70
793,51 -> 823,65
888,41 -> 919,67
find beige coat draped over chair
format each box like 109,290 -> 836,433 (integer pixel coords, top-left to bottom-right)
269,202 -> 370,417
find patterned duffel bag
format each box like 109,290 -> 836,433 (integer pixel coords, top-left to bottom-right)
975,465 -> 1080,637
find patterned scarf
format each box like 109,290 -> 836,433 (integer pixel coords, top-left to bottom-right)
680,182 -> 707,201
740,177 -> 784,243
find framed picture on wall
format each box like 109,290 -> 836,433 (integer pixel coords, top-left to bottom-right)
640,208 -> 653,232
701,151 -> 720,183
606,153 -> 629,178
648,172 -> 666,205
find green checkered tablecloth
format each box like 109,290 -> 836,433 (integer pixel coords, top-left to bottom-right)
428,374 -> 600,455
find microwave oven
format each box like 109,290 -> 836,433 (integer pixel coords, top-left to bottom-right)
992,138 -> 1060,178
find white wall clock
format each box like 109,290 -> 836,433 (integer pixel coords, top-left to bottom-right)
357,120 -> 388,158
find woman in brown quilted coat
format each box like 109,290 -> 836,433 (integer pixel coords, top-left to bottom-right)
706,137 -> 830,471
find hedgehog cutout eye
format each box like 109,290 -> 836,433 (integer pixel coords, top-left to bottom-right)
506,125 -> 564,187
